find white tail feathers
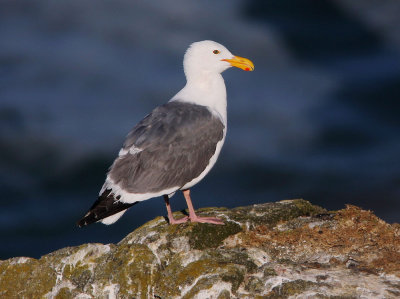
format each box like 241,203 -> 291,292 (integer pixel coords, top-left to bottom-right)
100,210 -> 127,225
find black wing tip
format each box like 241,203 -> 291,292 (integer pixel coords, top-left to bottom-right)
77,221 -> 85,228
76,219 -> 88,228
76,213 -> 97,228
76,203 -> 103,228
76,189 -> 138,228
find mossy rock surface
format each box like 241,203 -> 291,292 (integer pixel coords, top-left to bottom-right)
1,199 -> 400,298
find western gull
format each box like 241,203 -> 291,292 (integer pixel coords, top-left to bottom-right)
77,40 -> 254,227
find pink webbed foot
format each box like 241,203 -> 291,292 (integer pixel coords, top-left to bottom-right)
182,189 -> 225,225
164,195 -> 190,225
189,215 -> 224,225
168,215 -> 189,225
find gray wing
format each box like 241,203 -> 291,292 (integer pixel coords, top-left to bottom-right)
108,101 -> 225,194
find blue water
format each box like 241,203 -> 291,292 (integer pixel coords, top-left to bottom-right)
1,0 -> 399,259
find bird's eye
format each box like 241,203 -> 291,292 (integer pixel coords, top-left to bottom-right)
213,50 -> 220,54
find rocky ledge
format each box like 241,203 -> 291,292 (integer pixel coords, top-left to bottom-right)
1,199 -> 400,298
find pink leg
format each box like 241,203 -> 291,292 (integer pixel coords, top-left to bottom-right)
183,189 -> 224,225
164,195 -> 189,224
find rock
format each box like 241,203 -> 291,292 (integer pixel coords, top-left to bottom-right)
1,199 -> 400,298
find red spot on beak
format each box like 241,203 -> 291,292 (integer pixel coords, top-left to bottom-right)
245,67 -> 250,71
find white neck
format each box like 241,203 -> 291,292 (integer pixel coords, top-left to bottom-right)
170,71 -> 227,125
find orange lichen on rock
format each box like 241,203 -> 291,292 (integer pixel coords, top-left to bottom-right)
243,205 -> 400,276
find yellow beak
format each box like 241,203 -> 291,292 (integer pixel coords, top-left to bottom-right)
222,55 -> 254,71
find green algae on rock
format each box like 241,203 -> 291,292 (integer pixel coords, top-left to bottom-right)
1,199 -> 400,298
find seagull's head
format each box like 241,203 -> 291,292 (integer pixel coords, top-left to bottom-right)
183,40 -> 254,78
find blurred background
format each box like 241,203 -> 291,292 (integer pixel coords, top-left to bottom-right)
1,0 -> 399,259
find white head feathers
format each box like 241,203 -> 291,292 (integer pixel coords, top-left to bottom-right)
183,40 -> 235,78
